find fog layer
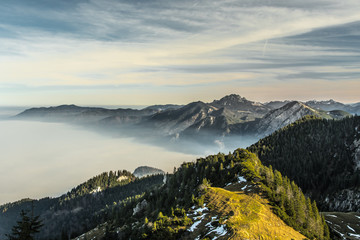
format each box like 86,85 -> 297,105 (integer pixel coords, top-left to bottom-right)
0,120 -> 198,205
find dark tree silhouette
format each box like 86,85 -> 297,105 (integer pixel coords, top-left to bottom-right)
6,209 -> 43,240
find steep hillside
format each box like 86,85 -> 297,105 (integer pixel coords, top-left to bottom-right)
323,212 -> 360,239
83,149 -> 329,240
255,101 -> 323,136
180,110 -> 230,137
229,101 -> 346,138
195,187 -> 306,240
0,171 -> 164,240
248,115 -> 360,212
145,101 -> 216,135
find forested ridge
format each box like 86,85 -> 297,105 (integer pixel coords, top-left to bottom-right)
0,171 -> 164,240
101,149 -> 329,239
248,115 -> 360,211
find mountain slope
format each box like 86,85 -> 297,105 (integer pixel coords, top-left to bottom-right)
230,100 -> 352,138
15,104 -> 157,123
327,110 -> 352,119
89,149 -> 329,240
0,171 -> 164,240
323,212 -> 360,239
195,186 -> 306,239
145,95 -> 272,138
145,101 -> 215,135
306,99 -> 348,111
248,115 -> 360,212
255,101 -> 324,136
306,100 -> 360,115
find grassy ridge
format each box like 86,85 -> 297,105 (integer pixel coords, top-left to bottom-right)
205,187 -> 306,240
105,149 -> 329,239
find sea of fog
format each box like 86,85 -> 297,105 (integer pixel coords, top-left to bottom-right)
0,107 -> 258,205
0,120 -> 199,205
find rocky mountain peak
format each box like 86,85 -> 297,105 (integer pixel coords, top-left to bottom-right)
255,101 -> 318,136
211,94 -> 248,106
210,94 -> 269,114
282,101 -> 307,110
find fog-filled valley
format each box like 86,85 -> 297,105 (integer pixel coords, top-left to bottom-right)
0,119 -> 200,205
0,101 -> 267,205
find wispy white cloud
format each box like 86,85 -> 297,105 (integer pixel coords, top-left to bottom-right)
0,0 -> 359,104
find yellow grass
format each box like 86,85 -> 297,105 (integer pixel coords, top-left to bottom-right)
205,187 -> 307,240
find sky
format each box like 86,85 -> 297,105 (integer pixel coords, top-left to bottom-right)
0,0 -> 360,106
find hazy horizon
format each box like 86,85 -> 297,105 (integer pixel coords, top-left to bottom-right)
0,94 -> 359,110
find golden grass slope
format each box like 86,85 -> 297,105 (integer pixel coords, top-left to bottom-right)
204,187 -> 307,240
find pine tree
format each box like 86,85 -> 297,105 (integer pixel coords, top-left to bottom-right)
230,160 -> 234,168
220,163 -> 224,171
6,210 -> 43,240
322,215 -> 330,239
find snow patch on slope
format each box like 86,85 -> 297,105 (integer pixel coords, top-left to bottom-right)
238,176 -> 247,183
90,186 -> 101,194
209,225 -> 228,239
188,215 -> 206,232
203,216 -> 228,239
347,225 -> 355,232
187,204 -> 208,232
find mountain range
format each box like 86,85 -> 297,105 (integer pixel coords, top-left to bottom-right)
13,94 -> 358,148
